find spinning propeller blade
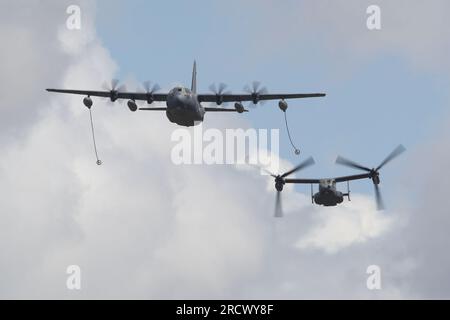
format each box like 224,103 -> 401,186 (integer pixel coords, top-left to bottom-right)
281,157 -> 315,178
102,79 -> 127,104
275,191 -> 283,218
142,81 -> 161,94
374,184 -> 385,211
246,156 -> 315,217
335,145 -> 406,211
335,156 -> 372,172
244,81 -> 269,107
102,79 -> 127,93
376,144 -> 406,171
209,82 -> 231,106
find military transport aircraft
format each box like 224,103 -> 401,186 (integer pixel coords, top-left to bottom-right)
255,145 -> 405,217
46,61 -> 326,127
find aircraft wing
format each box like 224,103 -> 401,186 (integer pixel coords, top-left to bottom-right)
284,178 -> 321,184
47,89 -> 325,104
46,89 -> 168,102
334,173 -> 372,183
198,93 -> 326,103
285,173 -> 371,184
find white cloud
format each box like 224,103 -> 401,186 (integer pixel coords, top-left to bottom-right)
296,197 -> 394,254
2,0 -> 450,300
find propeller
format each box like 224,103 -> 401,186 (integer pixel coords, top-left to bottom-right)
335,145 -> 406,210
335,156 -> 372,173
209,82 -> 231,105
142,81 -> 161,93
273,157 -> 315,218
102,79 -> 127,103
275,191 -> 283,218
249,156 -> 315,218
376,144 -> 406,172
244,81 -> 268,108
141,81 -> 161,104
280,157 -> 315,179
374,183 -> 384,211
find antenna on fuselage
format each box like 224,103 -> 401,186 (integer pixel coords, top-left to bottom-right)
191,60 -> 197,94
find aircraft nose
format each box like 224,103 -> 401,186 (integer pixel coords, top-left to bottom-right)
173,93 -> 184,104
173,94 -> 189,110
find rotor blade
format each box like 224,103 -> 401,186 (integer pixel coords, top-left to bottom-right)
101,79 -> 123,105
102,79 -> 123,92
281,156 -> 315,178
143,81 -> 151,92
101,81 -> 110,91
376,144 -> 406,171
116,84 -> 127,93
335,156 -> 372,172
252,81 -> 260,93
111,79 -> 120,90
152,83 -> 161,93
258,87 -> 269,105
142,81 -> 160,94
259,87 -> 268,95
244,157 -> 276,177
218,83 -> 227,94
209,83 -> 217,93
275,191 -> 283,218
250,164 -> 276,177
374,184 -> 385,211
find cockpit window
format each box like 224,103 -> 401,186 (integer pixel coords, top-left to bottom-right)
172,87 -> 190,94
320,179 -> 336,187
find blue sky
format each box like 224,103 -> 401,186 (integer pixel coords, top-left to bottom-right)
95,0 -> 449,198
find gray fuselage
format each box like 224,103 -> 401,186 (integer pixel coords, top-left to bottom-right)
313,179 -> 344,207
166,87 -> 205,127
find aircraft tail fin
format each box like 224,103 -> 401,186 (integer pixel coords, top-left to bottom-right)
191,60 -> 197,94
